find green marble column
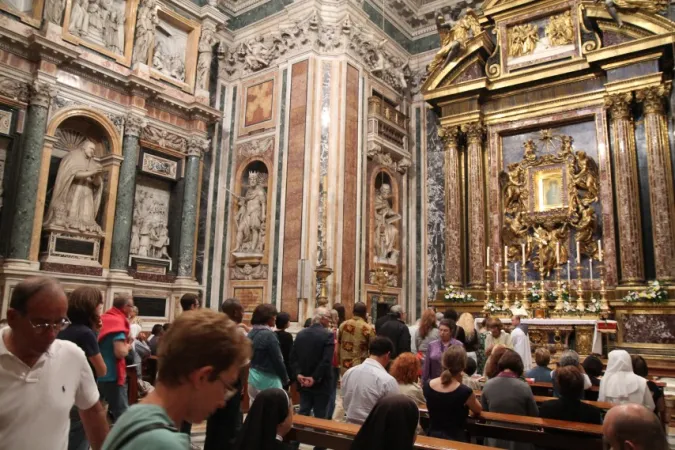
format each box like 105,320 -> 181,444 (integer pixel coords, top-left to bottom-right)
177,137 -> 209,277
110,115 -> 146,270
7,81 -> 57,260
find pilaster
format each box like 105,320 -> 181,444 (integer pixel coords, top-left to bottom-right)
440,125 -> 463,287
462,121 -> 486,288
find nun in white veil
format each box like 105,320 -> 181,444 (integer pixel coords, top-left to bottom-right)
599,349 -> 654,409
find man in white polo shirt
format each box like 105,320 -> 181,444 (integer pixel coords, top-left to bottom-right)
0,276 -> 109,450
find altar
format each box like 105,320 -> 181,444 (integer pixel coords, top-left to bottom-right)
474,317 -> 617,356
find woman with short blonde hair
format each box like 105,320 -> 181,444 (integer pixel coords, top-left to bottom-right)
457,312 -> 479,362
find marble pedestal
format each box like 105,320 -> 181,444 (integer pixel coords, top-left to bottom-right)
129,255 -> 172,275
40,228 -> 103,268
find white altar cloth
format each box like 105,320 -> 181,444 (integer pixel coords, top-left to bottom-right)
474,318 -> 617,354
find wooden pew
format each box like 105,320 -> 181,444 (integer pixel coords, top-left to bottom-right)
288,415 -> 499,450
466,411 -> 604,450
469,391 -> 615,411
126,365 -> 139,405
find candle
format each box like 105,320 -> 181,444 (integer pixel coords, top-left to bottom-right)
521,243 -> 526,265
495,264 -> 500,285
556,242 -> 560,265
487,247 -> 491,267
515,263 -> 519,284
589,259 -> 593,282
504,246 -> 508,266
567,260 -> 571,285
576,241 -> 581,263
598,240 -> 603,262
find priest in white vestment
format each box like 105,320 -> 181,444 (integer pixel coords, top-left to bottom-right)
510,313 -> 532,371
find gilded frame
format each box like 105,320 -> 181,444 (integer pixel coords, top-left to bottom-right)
0,0 -> 44,27
148,6 -> 200,92
529,164 -> 568,214
498,0 -> 580,74
61,0 -> 139,66
615,307 -> 675,350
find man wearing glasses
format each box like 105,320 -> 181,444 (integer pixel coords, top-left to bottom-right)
0,277 -> 109,449
98,293 -> 133,423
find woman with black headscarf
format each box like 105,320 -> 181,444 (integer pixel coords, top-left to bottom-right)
350,395 -> 419,450
234,388 -> 293,450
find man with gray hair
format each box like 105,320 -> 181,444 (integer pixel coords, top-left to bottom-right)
290,306 -> 335,447
603,403 -> 668,450
552,350 -> 592,396
377,304 -> 411,359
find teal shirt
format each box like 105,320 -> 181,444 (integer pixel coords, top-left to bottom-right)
248,367 -> 283,391
102,404 -> 189,450
98,332 -> 126,382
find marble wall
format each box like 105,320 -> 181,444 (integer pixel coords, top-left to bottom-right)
425,108 -> 446,300
621,314 -> 675,345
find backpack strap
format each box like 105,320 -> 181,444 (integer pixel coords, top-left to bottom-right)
109,422 -> 179,450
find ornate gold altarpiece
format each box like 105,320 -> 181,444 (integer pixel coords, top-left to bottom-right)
423,0 -> 675,360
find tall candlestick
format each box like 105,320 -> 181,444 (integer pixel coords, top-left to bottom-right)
504,246 -> 508,266
487,247 -> 491,267
576,241 -> 581,263
598,240 -> 603,262
556,242 -> 560,265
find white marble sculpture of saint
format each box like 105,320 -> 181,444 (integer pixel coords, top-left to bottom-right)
43,139 -> 104,234
152,40 -> 165,72
86,0 -> 104,42
45,0 -> 66,25
150,223 -> 170,259
233,171 -> 266,254
104,7 -> 124,53
374,183 -> 401,263
68,0 -> 88,36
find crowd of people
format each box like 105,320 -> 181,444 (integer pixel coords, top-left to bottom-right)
0,276 -> 670,450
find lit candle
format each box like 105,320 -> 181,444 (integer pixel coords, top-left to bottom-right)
598,240 -> 603,262
504,246 -> 508,266
487,246 -> 491,267
567,260 -> 571,285
576,241 -> 581,263
495,264 -> 500,285
522,243 -> 526,265
515,263 -> 519,284
556,242 -> 560,265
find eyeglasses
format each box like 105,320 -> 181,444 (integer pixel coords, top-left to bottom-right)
29,318 -> 71,333
217,377 -> 238,400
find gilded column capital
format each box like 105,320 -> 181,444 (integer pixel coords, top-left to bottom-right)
186,136 -> 210,157
29,80 -> 57,108
438,125 -> 460,150
604,92 -> 633,120
124,114 -> 147,137
635,84 -> 670,116
461,121 -> 485,145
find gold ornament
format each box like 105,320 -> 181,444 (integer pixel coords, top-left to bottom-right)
427,10 -> 482,75
507,23 -> 539,58
545,11 -> 574,47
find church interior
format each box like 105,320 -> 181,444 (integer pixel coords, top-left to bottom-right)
0,0 -> 674,440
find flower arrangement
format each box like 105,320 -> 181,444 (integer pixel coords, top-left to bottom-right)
622,280 -> 668,304
585,297 -> 601,314
444,285 -> 477,303
527,283 -> 542,303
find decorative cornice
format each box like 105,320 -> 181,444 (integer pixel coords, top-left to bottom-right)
29,80 -> 58,108
142,124 -> 189,153
605,92 -> 633,121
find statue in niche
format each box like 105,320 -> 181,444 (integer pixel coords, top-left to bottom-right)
196,22 -> 218,90
373,183 -> 401,264
68,0 -> 89,36
132,0 -> 157,65
233,170 -> 267,254
44,136 -> 104,234
45,0 -> 66,25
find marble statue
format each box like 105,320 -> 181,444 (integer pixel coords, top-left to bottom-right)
233,171 -> 267,254
152,40 -> 165,71
68,0 -> 89,36
86,0 -> 105,43
131,0 -> 157,65
43,139 -> 104,234
150,223 -> 170,259
45,0 -> 66,25
374,183 -> 401,264
196,22 -> 218,90
104,6 -> 125,54
130,187 -> 170,258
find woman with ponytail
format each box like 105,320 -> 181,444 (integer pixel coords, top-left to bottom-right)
422,345 -> 482,442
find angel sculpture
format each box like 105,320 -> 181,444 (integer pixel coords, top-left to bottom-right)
427,9 -> 481,75
595,0 -> 668,28
500,163 -> 527,214
573,151 -> 599,206
502,212 -> 529,249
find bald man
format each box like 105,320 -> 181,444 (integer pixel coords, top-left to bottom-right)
602,403 -> 668,450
